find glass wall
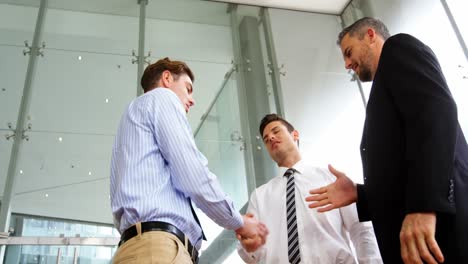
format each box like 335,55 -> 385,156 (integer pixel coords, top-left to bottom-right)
0,1 -> 277,263
0,2 -> 39,207
194,67 -> 248,254
445,0 -> 468,134
5,214 -> 119,263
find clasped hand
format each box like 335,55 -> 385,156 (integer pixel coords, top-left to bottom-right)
235,214 -> 269,252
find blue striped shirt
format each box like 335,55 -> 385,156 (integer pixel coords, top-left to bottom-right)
110,88 -> 243,249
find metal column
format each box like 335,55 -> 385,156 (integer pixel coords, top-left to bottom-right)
0,0 -> 48,259
259,8 -> 285,117
237,15 -> 277,187
228,4 -> 257,195
440,0 -> 468,63
136,0 -> 148,96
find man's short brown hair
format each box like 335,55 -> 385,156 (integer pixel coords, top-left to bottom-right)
259,113 -> 295,136
140,57 -> 195,92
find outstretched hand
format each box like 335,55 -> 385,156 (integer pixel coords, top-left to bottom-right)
305,164 -> 357,212
235,214 -> 269,252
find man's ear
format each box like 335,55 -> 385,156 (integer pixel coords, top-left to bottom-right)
292,130 -> 299,141
160,70 -> 172,88
367,28 -> 376,43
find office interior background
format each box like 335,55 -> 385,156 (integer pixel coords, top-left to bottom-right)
0,0 -> 467,263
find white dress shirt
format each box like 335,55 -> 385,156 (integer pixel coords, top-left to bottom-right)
238,160 -> 382,264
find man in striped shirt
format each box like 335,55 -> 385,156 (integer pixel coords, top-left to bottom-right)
111,57 -> 268,263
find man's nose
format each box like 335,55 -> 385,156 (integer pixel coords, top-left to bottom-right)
344,58 -> 352,70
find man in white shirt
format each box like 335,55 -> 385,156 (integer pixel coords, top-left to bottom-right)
237,113 -> 382,264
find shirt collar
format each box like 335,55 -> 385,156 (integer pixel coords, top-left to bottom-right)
278,159 -> 304,177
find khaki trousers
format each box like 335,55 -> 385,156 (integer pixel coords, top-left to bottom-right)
112,223 -> 193,264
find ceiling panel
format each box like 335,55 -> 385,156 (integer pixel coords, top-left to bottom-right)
0,0 -> 231,26
208,0 -> 351,15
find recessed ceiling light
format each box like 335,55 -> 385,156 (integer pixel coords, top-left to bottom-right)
105,98 -> 109,103
45,193 -> 49,197
88,171 -> 92,175
58,137 -> 63,142
19,170 -> 23,174
78,56 -> 82,60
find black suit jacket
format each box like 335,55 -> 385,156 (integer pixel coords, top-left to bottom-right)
356,34 -> 468,263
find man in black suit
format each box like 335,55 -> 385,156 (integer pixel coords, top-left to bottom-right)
305,17 -> 468,264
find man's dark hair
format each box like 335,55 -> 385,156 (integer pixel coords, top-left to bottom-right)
259,113 -> 295,136
337,17 -> 391,45
140,57 -> 194,92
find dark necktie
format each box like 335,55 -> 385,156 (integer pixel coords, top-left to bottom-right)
189,198 -> 207,241
284,168 -> 301,264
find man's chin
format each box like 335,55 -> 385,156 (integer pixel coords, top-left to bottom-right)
358,72 -> 373,82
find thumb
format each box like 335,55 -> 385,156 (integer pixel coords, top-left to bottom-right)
328,164 -> 345,178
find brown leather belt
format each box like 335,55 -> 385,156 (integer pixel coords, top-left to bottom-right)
119,221 -> 199,263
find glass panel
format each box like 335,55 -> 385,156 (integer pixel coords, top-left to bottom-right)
446,0 -> 468,134
10,1 -> 138,228
0,2 -> 39,227
13,132 -> 115,224
7,245 -> 116,264
447,0 -> 468,40
194,70 -> 248,252
42,7 -> 139,55
0,4 -> 38,46
5,214 -> 118,263
195,72 -> 247,208
145,0 -> 229,26
144,0 -> 233,129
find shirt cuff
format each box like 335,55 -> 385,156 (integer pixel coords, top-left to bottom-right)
223,210 -> 244,231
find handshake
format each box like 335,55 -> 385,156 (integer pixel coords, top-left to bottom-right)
235,214 -> 269,252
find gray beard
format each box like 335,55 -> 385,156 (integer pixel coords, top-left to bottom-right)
358,66 -> 373,82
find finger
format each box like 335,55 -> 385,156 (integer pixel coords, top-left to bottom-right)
416,236 -> 437,264
258,224 -> 268,236
307,198 -> 330,209
308,202 -> 321,209
308,186 -> 328,195
317,204 -> 336,213
328,164 -> 344,178
260,223 -> 269,234
259,232 -> 267,244
406,237 -> 423,264
305,193 -> 328,202
401,239 -> 410,264
426,236 -> 444,263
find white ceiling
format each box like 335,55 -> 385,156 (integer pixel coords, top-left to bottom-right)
208,0 -> 351,15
